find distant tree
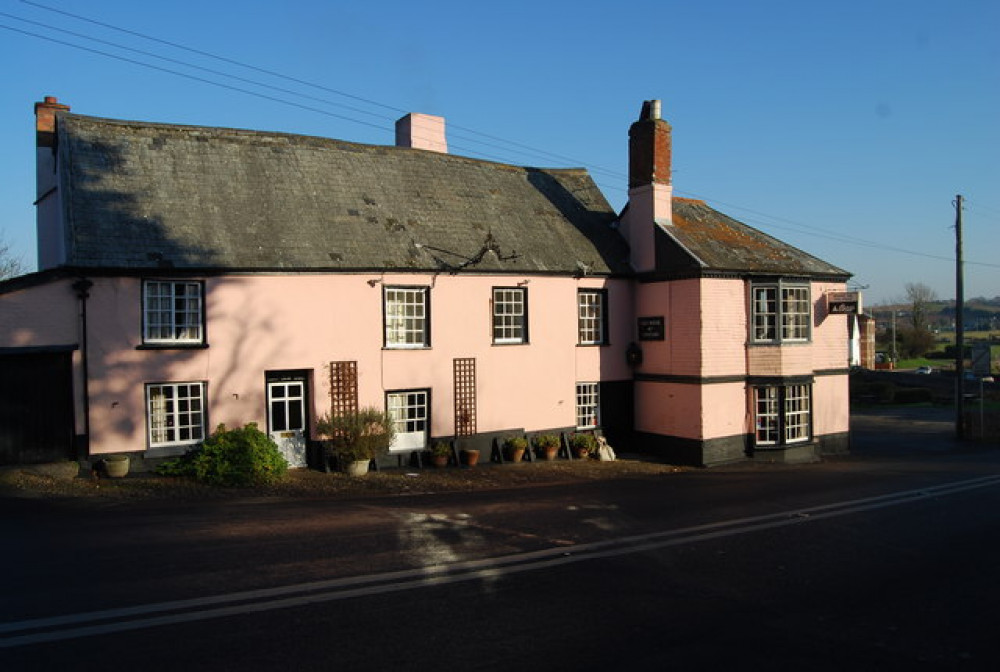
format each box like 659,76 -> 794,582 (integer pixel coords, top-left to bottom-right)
0,232 -> 25,280
898,327 -> 936,359
904,282 -> 937,332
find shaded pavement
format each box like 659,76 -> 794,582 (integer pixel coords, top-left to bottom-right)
850,405 -> 981,456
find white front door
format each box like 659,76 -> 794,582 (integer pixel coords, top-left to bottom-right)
268,380 -> 307,467
387,390 -> 429,452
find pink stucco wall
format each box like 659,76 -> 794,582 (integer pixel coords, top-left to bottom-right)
633,278 -> 701,376
700,382 -> 749,440
8,273 -> 630,456
813,373 -> 850,436
634,381 -> 701,439
0,278 -> 87,434
0,278 -> 78,347
699,278 -> 748,377
2,270 -> 851,458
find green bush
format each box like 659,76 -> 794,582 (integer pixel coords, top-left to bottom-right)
156,423 -> 287,487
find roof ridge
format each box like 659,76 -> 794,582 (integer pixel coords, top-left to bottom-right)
58,112 -> 591,175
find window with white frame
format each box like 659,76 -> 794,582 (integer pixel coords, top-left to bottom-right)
492,287 -> 527,344
754,386 -> 779,445
578,289 -> 607,345
147,382 -> 206,448
387,389 -> 429,452
783,384 -> 811,443
751,283 -> 810,343
576,382 -> 600,429
143,280 -> 204,344
754,384 -> 811,446
384,286 -> 429,348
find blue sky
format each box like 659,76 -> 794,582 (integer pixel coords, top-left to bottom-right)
1,0 -> 997,304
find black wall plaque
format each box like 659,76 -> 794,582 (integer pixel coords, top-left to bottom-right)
637,316 -> 664,341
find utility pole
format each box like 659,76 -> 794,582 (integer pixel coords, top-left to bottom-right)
891,309 -> 897,365
955,194 -> 965,440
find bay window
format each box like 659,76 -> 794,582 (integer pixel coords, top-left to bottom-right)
751,282 -> 810,343
754,384 -> 811,447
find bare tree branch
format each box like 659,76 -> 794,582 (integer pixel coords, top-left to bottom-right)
0,232 -> 26,280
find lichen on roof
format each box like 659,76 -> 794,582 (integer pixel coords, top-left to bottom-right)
663,198 -> 850,279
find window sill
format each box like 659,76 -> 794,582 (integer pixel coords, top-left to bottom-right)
492,341 -> 529,347
753,439 -> 814,451
135,343 -> 208,350
577,343 -> 610,348
145,443 -> 198,458
382,346 -> 432,351
136,343 -> 209,351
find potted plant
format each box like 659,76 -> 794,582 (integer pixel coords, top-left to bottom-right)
502,436 -> 528,463
460,448 -> 480,467
532,433 -> 560,461
429,441 -> 451,468
316,406 -> 395,476
569,433 -> 598,459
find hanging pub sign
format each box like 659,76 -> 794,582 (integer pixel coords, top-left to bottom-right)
827,291 -> 860,315
637,316 -> 665,341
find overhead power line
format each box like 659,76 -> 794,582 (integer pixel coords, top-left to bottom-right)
7,2 -> 998,271
0,22 -> 390,135
19,0 -> 620,175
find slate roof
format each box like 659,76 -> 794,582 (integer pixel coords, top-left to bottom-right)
54,113 -> 629,275
656,198 -> 850,279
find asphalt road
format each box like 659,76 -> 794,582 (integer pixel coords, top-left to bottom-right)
3,411 -> 999,671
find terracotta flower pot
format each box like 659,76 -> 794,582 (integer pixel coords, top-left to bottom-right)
461,449 -> 480,466
541,446 -> 559,461
506,447 -> 525,463
431,454 -> 449,468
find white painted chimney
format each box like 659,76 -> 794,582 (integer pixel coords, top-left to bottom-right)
34,95 -> 71,270
395,113 -> 448,153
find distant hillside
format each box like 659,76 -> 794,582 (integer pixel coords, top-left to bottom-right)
872,296 -> 1000,331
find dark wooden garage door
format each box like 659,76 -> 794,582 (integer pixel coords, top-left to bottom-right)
0,351 -> 75,465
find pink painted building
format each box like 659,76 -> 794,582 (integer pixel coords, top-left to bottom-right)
0,97 -> 851,468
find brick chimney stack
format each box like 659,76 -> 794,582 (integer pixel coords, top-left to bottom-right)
395,113 -> 448,153
622,100 -> 673,273
35,95 -> 70,150
628,99 -> 671,188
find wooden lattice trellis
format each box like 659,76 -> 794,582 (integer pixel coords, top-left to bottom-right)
329,361 -> 358,416
453,358 -> 477,437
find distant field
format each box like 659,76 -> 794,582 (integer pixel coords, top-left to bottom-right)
889,330 -> 999,373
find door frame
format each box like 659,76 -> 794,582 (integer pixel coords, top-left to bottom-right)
265,369 -> 312,465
